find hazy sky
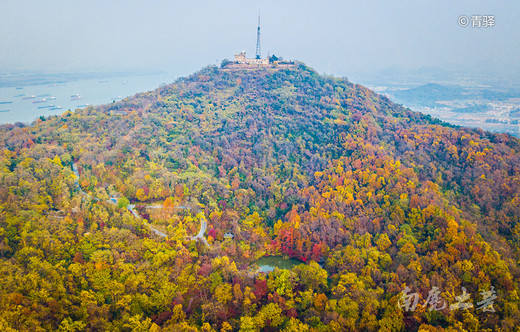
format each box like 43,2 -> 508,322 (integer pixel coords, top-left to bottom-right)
1,0 -> 519,80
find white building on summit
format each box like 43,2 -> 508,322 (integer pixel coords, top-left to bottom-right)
233,13 -> 269,66
234,51 -> 269,65
228,14 -> 294,68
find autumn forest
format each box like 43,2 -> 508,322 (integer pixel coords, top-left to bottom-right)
1,63 -> 520,331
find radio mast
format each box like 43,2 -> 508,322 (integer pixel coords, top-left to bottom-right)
255,12 -> 261,59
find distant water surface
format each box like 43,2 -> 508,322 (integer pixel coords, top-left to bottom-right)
0,73 -> 171,124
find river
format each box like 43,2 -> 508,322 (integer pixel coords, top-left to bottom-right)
0,72 -> 171,124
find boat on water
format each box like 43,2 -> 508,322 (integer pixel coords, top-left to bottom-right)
0,110 -> 10,113
70,93 -> 81,100
38,105 -> 54,109
0,101 -> 13,104
76,104 -> 90,108
32,99 -> 47,104
47,96 -> 56,100
22,95 -> 36,100
49,106 -> 62,110
15,87 -> 23,90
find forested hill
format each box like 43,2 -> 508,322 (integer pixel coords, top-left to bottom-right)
1,63 -> 520,331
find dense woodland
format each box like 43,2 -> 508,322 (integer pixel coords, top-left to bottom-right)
1,63 -> 520,331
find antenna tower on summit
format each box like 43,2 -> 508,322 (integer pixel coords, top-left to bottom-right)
255,12 -> 261,59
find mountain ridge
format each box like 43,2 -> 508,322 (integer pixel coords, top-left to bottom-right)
0,63 -> 519,331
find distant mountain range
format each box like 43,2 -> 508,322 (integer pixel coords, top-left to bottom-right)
391,83 -> 469,107
391,82 -> 520,108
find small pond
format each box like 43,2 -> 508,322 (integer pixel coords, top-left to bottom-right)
253,256 -> 303,273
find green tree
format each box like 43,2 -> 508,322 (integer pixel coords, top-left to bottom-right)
117,197 -> 130,209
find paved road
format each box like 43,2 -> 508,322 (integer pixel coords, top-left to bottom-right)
190,218 -> 208,246
72,163 -> 89,197
72,163 -> 207,244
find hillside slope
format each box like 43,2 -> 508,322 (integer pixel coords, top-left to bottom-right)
1,63 -> 519,331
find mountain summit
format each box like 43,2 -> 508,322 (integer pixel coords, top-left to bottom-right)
1,63 -> 519,331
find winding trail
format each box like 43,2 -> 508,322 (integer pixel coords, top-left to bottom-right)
71,162 -> 208,245
190,218 -> 208,246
